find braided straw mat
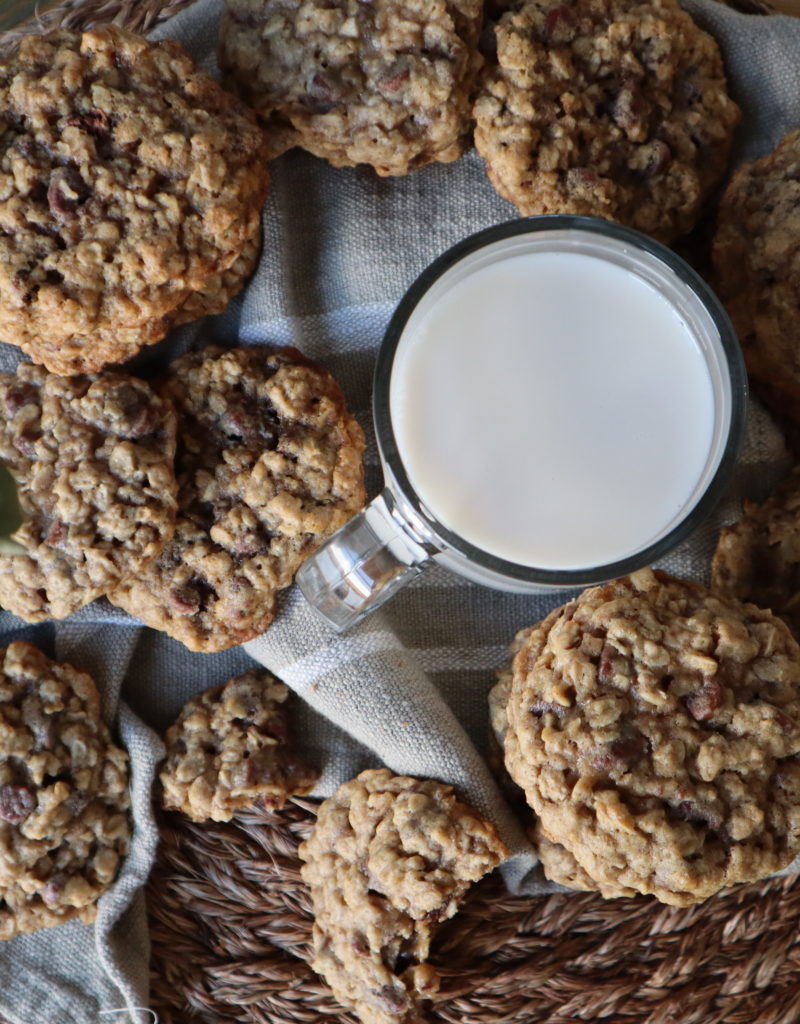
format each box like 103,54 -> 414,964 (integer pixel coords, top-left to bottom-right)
3,1 -> 800,1022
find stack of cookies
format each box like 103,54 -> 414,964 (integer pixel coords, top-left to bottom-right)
0,26 -> 367,650
0,344 -> 366,650
490,569 -> 800,905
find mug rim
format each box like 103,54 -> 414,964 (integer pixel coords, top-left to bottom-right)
373,214 -> 748,587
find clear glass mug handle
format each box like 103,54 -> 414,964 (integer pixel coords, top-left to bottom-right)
295,489 -> 434,631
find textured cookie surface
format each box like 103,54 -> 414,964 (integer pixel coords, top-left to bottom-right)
0,641 -> 130,940
473,0 -> 739,242
167,228 -> 262,331
712,467 -> 800,641
0,26 -> 269,375
529,820 -> 635,895
160,668 -> 318,821
712,130 -> 800,422
500,568 -> 800,905
108,345 -> 365,651
219,0 -> 483,175
0,362 -> 177,622
299,768 -> 507,1024
488,616 -> 632,897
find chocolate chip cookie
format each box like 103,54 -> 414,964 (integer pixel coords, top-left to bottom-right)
0,26 -> 269,376
108,345 -> 365,651
497,569 -> 800,905
0,641 -> 130,940
159,668 -> 318,821
712,130 -> 800,422
298,769 -> 507,1024
218,0 -> 483,176
0,362 -> 177,623
711,466 -> 800,641
473,0 -> 740,242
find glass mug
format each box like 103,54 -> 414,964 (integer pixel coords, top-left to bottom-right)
297,215 -> 748,631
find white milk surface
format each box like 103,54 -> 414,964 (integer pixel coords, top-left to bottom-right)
389,250 -> 716,570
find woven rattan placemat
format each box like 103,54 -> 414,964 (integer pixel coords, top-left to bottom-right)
2,1 -> 800,1022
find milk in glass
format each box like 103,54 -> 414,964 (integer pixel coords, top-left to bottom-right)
389,250 -> 716,570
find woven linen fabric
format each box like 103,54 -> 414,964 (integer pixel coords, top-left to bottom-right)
0,1 -> 799,1022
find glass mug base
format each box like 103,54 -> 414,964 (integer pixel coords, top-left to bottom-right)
297,216 -> 748,632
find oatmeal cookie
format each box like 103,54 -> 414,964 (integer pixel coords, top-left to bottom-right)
108,345 -> 365,651
473,0 -> 740,242
489,621 -> 633,897
712,130 -> 800,422
298,768 -> 507,1024
0,362 -> 177,622
0,641 -> 130,940
499,568 -> 800,905
159,668 -> 318,821
218,0 -> 483,176
0,26 -> 269,376
712,467 -> 800,641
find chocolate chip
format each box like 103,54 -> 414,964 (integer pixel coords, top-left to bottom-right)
685,678 -> 724,721
0,784 -> 35,823
598,643 -> 620,684
378,69 -> 410,94
47,166 -> 90,221
169,576 -> 215,614
12,429 -> 38,457
610,729 -> 649,763
639,140 -> 672,178
219,396 -> 279,448
612,78 -> 649,134
41,873 -> 66,907
3,383 -> 37,416
66,109 -> 110,139
591,727 -> 649,770
46,519 -> 68,548
111,383 -> 159,439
